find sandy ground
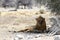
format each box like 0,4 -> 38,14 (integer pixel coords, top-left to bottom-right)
0,8 -> 60,40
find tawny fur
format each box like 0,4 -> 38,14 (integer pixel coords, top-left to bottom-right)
35,16 -> 46,31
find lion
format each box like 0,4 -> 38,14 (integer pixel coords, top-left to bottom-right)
35,16 -> 46,32
18,16 -> 46,32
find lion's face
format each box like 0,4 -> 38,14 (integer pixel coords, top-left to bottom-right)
36,16 -> 45,25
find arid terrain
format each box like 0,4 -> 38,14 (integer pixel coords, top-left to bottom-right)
0,0 -> 60,40
0,7 -> 60,40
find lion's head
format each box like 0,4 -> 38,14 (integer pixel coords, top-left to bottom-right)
36,16 -> 45,25
35,16 -> 46,31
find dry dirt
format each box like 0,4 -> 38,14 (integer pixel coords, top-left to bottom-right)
0,9 -> 55,40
